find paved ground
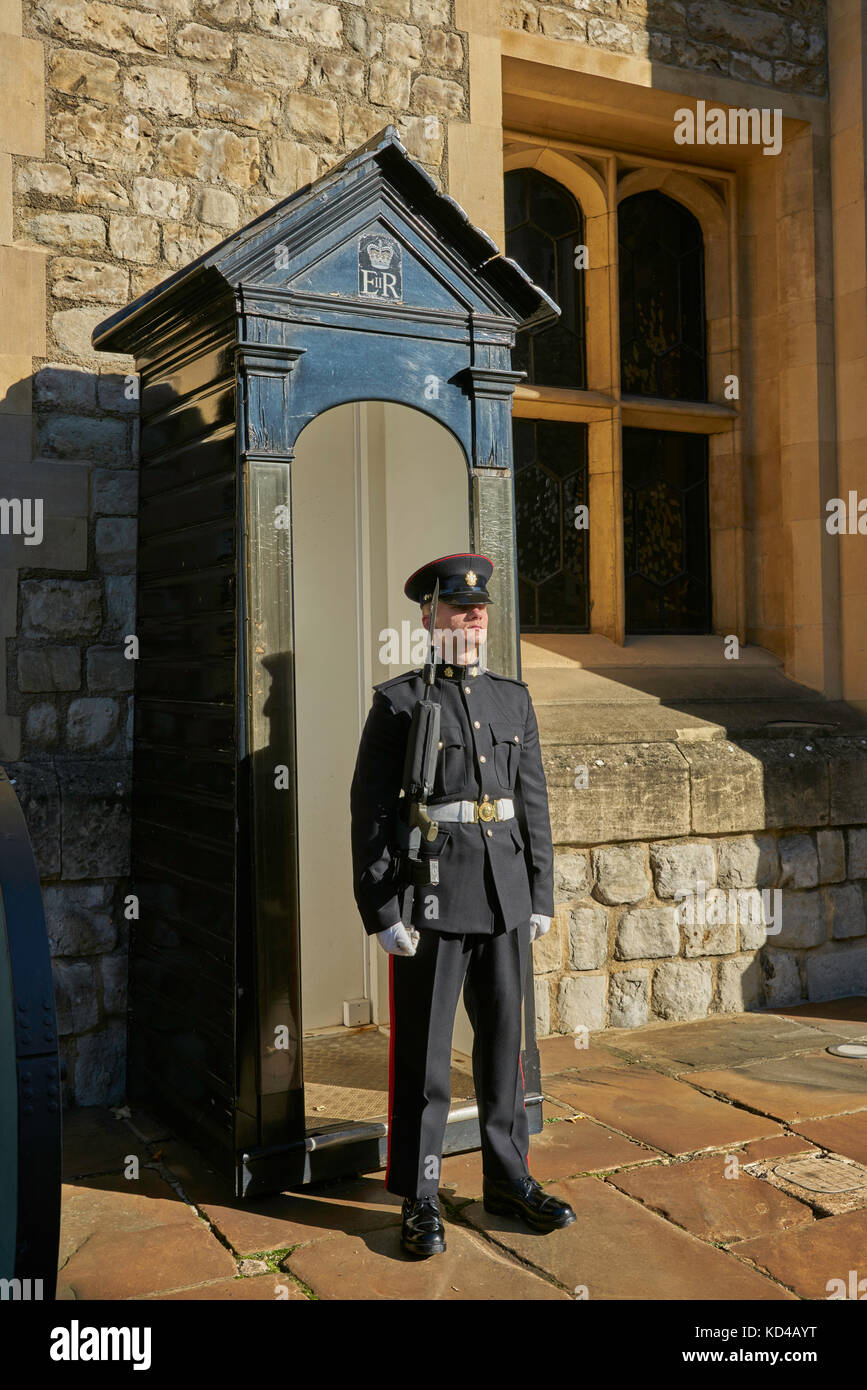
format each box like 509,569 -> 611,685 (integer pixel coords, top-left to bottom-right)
56,998 -> 867,1301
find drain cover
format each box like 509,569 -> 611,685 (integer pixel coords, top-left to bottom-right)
826,1043 -> 867,1059
773,1156 -> 867,1193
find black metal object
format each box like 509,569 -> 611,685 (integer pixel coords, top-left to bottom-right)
623,426 -> 711,633
618,190 -> 708,402
513,417 -> 590,631
0,765 -> 61,1294
92,125 -> 559,1198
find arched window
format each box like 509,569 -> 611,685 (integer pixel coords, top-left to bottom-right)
504,169 -> 586,389
618,190 -> 707,401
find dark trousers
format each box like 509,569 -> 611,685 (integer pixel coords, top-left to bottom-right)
385,918 -> 532,1199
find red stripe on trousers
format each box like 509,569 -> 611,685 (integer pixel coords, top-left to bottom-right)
385,952 -> 395,1187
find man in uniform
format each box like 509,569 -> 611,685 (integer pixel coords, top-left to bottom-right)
350,552 -> 576,1257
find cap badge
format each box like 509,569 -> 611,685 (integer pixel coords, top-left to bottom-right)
465,569 -> 477,586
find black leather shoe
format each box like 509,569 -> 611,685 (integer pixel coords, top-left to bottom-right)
401,1195 -> 446,1256
483,1174 -> 577,1231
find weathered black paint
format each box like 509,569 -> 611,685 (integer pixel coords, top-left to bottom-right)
93,125 -> 560,1198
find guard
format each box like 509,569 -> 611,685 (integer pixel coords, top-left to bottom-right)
350,552 -> 576,1256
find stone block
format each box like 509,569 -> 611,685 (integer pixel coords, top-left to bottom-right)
718,956 -> 764,1012
66,697 -> 121,751
4,762 -> 61,875
826,883 -> 866,940
650,840 -> 716,898
93,470 -> 138,514
25,702 -> 60,749
778,833 -> 819,889
806,944 -> 867,1001
533,974 -> 550,1038
38,414 -> 127,464
531,911 -> 562,972
773,890 -> 826,949
100,949 -> 128,1015
816,739 -> 867,822
615,906 -> 680,961
103,576 -> 136,639
760,948 -> 802,1008
175,22 -> 234,64
652,960 -> 713,1022
564,905 -> 607,970
59,760 -> 130,878
95,517 -> 136,572
557,973 -> 607,1033
552,849 -> 590,901
132,177 -> 189,220
608,970 -> 648,1028
34,0 -> 168,56
716,833 -> 778,888
816,829 -> 846,884
591,844 -> 649,905
86,645 -> 135,693
43,881 -> 116,955
52,959 -> 98,1034
678,741 -> 765,833
33,364 -> 97,411
18,646 -> 80,692
74,1021 -> 126,1106
848,828 -> 867,879
546,743 -> 689,844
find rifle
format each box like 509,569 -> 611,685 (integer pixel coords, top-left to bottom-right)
395,578 -> 443,929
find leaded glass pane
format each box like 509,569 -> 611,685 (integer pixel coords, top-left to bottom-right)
622,427 -> 711,632
618,191 -> 707,401
504,169 -> 586,390
513,419 -> 589,631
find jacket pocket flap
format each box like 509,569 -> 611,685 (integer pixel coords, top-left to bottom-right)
438,724 -> 463,749
490,722 -> 522,745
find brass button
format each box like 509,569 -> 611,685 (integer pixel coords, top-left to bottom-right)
464,685 -> 471,693
479,755 -> 486,763
486,829 -> 493,837
474,720 -> 480,729
438,740 -> 443,749
513,735 -> 519,743
482,794 -> 489,801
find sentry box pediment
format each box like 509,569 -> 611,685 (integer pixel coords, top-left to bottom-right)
92,125 -> 559,1198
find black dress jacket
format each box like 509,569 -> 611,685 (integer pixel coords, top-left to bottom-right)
350,663 -> 555,936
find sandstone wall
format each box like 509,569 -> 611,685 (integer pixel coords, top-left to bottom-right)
501,0 -> 828,94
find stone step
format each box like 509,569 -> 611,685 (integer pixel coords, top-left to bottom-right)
535,699 -> 867,745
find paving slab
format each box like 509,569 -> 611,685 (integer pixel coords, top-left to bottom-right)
594,1014 -> 854,1074
200,1174 -> 402,1257
60,1220 -> 237,1300
436,1118 -> 659,1201
606,1153 -> 815,1244
61,1107 -> 151,1180
739,1134 -> 822,1163
143,1273 -> 309,1300
687,1052 -> 867,1123
787,1110 -> 867,1165
59,1169 -> 199,1268
461,1177 -> 795,1300
770,996 -> 867,1040
742,1153 -> 867,1218
538,1035 -> 637,1073
282,1219 -> 570,1299
542,1066 -> 782,1154
733,1209 -> 867,1299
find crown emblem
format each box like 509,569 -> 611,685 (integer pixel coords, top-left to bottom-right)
368,236 -> 395,269
465,569 -> 477,586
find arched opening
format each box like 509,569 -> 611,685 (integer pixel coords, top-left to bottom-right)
290,400 -> 477,1128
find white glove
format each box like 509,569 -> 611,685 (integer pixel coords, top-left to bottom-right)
377,922 -> 419,956
530,913 -> 552,942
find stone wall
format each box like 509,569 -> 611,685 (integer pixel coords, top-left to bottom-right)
539,827 -> 867,1032
7,0 -> 469,1106
501,0 -> 828,95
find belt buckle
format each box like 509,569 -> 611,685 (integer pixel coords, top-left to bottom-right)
477,801 -> 496,823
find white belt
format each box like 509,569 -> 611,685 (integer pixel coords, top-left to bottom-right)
430,798 -> 515,824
